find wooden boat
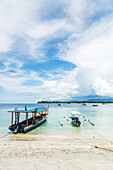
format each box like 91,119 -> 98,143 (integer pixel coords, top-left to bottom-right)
8,107 -> 48,133
70,111 -> 81,127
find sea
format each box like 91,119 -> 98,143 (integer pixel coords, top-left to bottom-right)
0,103 -> 113,137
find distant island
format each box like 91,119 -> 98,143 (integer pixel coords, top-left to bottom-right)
37,101 -> 113,104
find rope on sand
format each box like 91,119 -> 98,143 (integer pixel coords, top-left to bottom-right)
90,129 -> 113,152
95,146 -> 113,152
92,129 -> 113,144
0,132 -> 14,140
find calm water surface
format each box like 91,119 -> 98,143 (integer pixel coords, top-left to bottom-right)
0,103 -> 113,137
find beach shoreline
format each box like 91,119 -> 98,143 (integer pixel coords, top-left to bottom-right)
0,135 -> 113,170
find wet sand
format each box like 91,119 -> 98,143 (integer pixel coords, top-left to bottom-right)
0,135 -> 113,170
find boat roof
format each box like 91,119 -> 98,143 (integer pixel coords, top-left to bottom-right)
8,108 -> 47,113
71,111 -> 81,115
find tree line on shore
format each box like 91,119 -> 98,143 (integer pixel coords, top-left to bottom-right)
37,101 -> 113,104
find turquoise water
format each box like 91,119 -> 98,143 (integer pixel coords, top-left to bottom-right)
0,103 -> 113,136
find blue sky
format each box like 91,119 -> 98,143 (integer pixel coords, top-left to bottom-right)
0,0 -> 113,102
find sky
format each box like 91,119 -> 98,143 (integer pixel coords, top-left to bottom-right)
0,0 -> 113,103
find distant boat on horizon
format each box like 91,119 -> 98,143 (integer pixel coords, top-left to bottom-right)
92,104 -> 98,107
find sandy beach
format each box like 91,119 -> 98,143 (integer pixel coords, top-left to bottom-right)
0,135 -> 113,170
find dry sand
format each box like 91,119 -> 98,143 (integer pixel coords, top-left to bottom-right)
0,135 -> 113,170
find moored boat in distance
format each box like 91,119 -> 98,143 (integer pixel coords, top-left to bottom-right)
8,107 -> 48,133
92,104 -> 98,107
70,111 -> 81,127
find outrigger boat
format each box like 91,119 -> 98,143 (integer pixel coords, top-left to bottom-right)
8,107 -> 48,133
70,111 -> 81,127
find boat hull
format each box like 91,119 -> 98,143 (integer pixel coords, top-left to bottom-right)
72,120 -> 81,127
23,117 -> 47,133
9,117 -> 47,133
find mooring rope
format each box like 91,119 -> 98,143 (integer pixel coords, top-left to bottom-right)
92,129 -> 113,144
0,132 -> 14,140
89,128 -> 113,152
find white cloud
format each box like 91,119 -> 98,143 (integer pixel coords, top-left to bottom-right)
0,0 -> 91,60
0,67 -> 79,101
92,77 -> 113,96
0,0 -> 75,60
42,69 -> 78,100
0,0 -> 113,101
58,13 -> 113,97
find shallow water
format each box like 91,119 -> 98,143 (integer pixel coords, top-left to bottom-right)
0,103 -> 113,137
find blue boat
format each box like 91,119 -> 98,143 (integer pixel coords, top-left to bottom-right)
70,111 -> 81,127
8,107 -> 48,133
71,117 -> 81,127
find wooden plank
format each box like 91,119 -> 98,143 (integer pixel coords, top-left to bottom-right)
11,112 -> 13,125
32,115 -> 36,125
15,113 -> 16,124
26,113 -> 28,125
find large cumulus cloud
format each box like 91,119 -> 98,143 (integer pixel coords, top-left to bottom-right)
0,0 -> 113,102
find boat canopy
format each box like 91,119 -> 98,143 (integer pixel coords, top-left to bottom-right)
71,111 -> 81,115
8,108 -> 47,113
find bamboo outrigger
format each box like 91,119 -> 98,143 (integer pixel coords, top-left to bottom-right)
88,119 -> 95,126
8,107 -> 48,133
59,119 -> 63,126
